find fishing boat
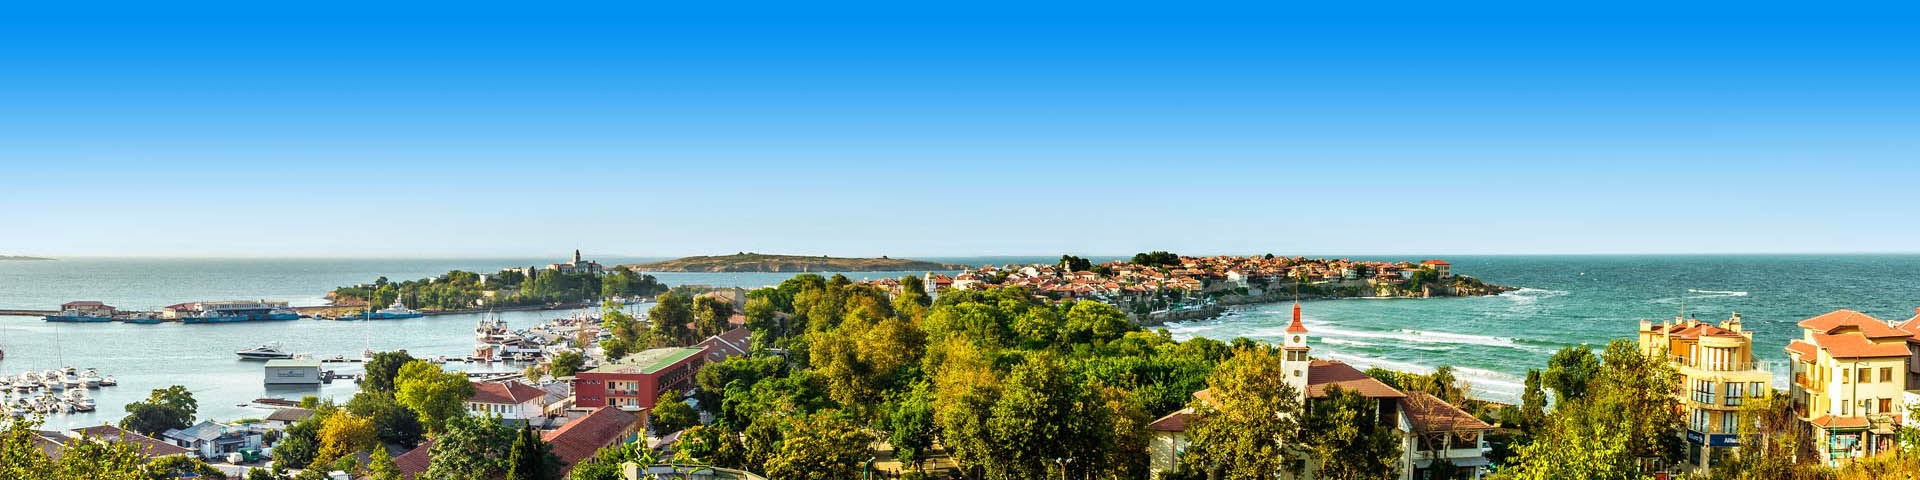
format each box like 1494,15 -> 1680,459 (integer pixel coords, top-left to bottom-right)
367,299 -> 424,320
236,342 -> 295,360
265,308 -> 301,321
118,313 -> 168,324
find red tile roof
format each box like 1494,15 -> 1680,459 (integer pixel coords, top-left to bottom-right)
1799,310 -> 1910,339
1810,333 -> 1912,359
71,425 -> 190,458
1147,408 -> 1196,432
1307,360 -> 1407,399
393,439 -> 433,480
1401,391 -> 1492,432
1421,260 -> 1450,265
469,381 -> 547,405
1785,340 -> 1818,360
543,407 -> 640,476
1810,415 -> 1871,429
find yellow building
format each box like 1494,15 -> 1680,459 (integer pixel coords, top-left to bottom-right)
1638,313 -> 1772,474
1783,309 -> 1914,465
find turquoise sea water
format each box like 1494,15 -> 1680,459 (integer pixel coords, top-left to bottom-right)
1,255 -> 1916,427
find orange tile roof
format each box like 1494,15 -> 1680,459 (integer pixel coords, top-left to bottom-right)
1799,310 -> 1910,339
1809,333 -> 1912,359
1401,391 -> 1492,432
1307,360 -> 1406,399
1785,340 -> 1818,360
1810,415 -> 1871,429
1147,407 -> 1196,432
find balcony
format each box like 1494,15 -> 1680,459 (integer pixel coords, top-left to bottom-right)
1796,374 -> 1826,393
1671,355 -> 1768,373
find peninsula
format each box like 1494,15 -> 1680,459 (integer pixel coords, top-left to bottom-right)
622,253 -> 969,272
0,255 -> 53,261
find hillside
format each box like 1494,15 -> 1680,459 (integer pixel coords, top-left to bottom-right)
622,253 -> 968,273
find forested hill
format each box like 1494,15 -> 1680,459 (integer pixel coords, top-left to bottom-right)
622,253 -> 967,272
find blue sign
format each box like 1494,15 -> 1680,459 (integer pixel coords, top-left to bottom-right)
1708,434 -> 1740,447
1686,430 -> 1706,445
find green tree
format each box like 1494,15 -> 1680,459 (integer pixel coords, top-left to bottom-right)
507,425 -> 562,480
368,446 -> 402,480
424,414 -> 516,480
1521,369 -> 1547,433
676,425 -> 747,468
743,297 -> 782,347
1306,385 -> 1402,480
273,411 -> 328,470
568,441 -> 656,480
120,385 -> 198,436
896,275 -> 932,310
316,413 -> 378,467
649,292 -> 697,347
651,389 -> 699,435
1542,345 -> 1600,404
363,351 -> 418,394
879,380 -> 937,471
346,391 -> 425,448
1062,301 -> 1131,345
148,455 -> 230,479
549,350 -> 586,377
1505,339 -> 1683,480
1182,346 -> 1307,479
693,294 -> 736,338
395,360 -> 475,435
1059,254 -> 1093,272
764,411 -> 874,480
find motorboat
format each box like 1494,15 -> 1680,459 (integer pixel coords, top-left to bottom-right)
99,375 -> 118,387
63,374 -> 82,390
79,369 -> 101,388
236,342 -> 295,360
65,389 -> 94,412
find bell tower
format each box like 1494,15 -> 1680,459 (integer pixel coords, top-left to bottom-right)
1281,300 -> 1311,406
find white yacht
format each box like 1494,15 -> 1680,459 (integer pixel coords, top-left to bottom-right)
236,342 -> 295,360
99,375 -> 118,387
62,373 -> 81,390
79,369 -> 101,388
65,389 -> 94,412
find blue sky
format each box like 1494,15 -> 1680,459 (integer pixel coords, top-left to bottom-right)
2,1 -> 1916,257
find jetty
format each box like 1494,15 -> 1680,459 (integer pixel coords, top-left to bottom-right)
0,309 -> 56,317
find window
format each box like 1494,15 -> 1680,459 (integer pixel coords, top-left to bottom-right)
1691,409 -> 1710,432
1883,367 -> 1894,383
1725,382 -> 1745,406
1692,380 -> 1716,404
1843,368 -> 1851,384
1882,398 -> 1893,414
1860,368 -> 1872,383
1720,410 -> 1737,434
1843,400 -> 1851,416
1750,381 -> 1764,396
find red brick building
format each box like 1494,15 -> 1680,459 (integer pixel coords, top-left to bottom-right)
574,347 -> 707,410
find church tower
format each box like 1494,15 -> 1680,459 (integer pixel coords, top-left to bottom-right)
1281,300 -> 1311,406
573,249 -> 582,264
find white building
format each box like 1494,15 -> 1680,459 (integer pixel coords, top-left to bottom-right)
263,359 -> 322,385
466,380 -> 551,425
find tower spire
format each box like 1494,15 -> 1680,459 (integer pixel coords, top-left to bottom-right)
1286,284 -> 1307,334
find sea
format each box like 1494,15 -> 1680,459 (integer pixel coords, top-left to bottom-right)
1,254 -> 1916,428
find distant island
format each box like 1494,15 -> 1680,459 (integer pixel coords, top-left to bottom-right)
0,255 -> 53,261
622,253 -> 969,272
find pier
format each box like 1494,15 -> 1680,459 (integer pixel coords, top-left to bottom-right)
0,309 -> 56,317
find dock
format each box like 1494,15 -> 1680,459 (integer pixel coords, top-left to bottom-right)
0,309 -> 57,317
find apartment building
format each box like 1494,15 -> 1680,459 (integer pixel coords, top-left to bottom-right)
1783,309 -> 1914,465
1638,313 -> 1773,474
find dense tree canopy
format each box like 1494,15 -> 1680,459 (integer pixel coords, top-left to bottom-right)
394,360 -> 475,435
120,385 -> 198,436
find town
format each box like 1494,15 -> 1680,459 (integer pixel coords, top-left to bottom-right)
9,251 -> 1920,480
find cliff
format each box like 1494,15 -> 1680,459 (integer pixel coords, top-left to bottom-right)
622,253 -> 968,273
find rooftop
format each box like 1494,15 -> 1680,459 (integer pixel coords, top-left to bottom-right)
544,407 -> 640,476
1307,360 -> 1407,399
1402,391 -> 1493,432
265,359 -> 322,368
589,347 -> 706,375
470,380 -> 548,405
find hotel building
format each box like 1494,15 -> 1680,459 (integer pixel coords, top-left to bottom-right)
1638,313 -> 1773,474
1784,309 -> 1920,465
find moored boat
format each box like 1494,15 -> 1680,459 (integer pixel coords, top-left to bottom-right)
367,299 -> 425,319
236,342 -> 295,360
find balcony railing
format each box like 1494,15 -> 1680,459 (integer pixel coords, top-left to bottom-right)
1670,356 -> 1769,372
1795,374 -> 1826,393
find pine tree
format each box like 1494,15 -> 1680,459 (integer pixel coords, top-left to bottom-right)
507,425 -> 556,480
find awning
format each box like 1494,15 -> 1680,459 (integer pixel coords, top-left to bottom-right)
1413,456 -> 1492,468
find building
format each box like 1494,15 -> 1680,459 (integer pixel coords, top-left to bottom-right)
1784,309 -> 1914,465
64,425 -> 192,459
694,327 -> 752,363
1419,260 -> 1451,279
545,407 -> 644,477
1145,301 -> 1492,480
263,407 -> 317,430
59,301 -> 116,316
548,249 -> 604,275
575,347 -> 708,411
466,380 -> 551,425
1637,312 -> 1772,473
162,420 -> 262,460
263,359 -> 323,385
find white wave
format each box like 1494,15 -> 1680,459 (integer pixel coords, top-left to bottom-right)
1687,289 -> 1749,297
1502,287 -> 1568,298
1318,351 -> 1524,399
1321,338 -> 1381,348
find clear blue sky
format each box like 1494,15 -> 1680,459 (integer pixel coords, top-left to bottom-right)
2,1 -> 1916,257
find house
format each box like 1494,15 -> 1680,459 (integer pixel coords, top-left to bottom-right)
1146,301 -> 1493,480
162,420 -> 262,460
1419,260 -> 1451,278
1784,309 -> 1915,465
70,425 -> 192,459
264,359 -> 323,385
1639,312 -> 1772,474
393,439 -> 434,480
545,407 -> 644,477
466,380 -> 551,425
59,301 -> 116,316
264,407 -> 317,429
547,249 -> 605,275
694,327 -> 752,363
575,347 -> 707,411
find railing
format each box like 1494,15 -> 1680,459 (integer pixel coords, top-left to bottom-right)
1796,374 -> 1826,392
1670,356 -> 1769,372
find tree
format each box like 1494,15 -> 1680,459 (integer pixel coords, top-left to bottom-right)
149,455 -> 230,479
549,350 -> 586,377
676,425 -> 747,468
120,385 -> 198,436
1183,346 -> 1307,479
649,292 -> 696,347
346,391 -> 425,448
809,304 -> 925,412
1712,391 -> 1824,480
1062,301 -> 1131,345
1130,251 -> 1181,267
601,301 -> 648,361
879,381 -> 937,471
1306,385 -> 1401,480
1059,254 -> 1093,272
568,441 -> 656,480
424,414 -> 516,480
743,297 -> 782,347
1521,369 -> 1547,433
507,425 -> 561,480
2,416 -> 160,480
316,413 -> 378,467
651,389 -> 699,435
363,351 -> 418,393
273,411 -> 327,470
1504,339 -> 1683,480
896,275 -> 932,310
1542,345 -> 1600,404
693,294 -> 736,338
764,411 -> 874,480
368,447 -> 402,480
395,360 -> 475,435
